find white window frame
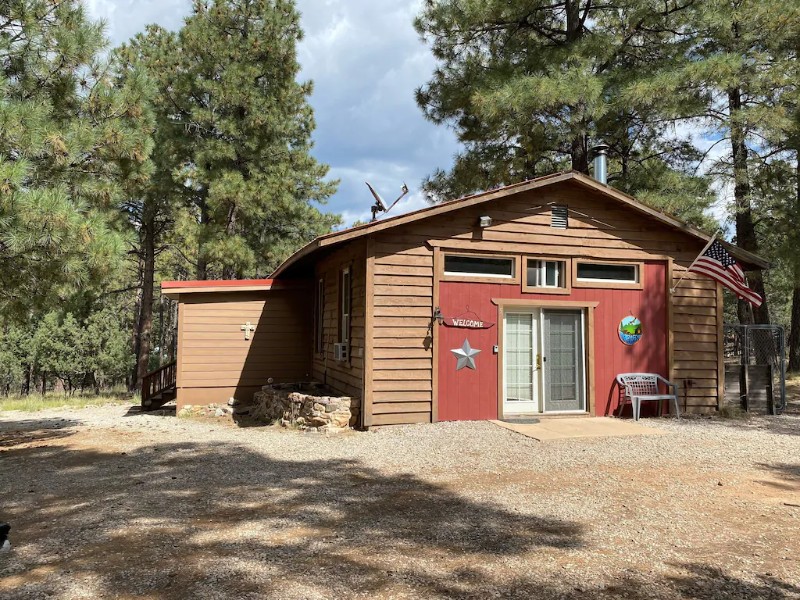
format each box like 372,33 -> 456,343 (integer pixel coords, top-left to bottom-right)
527,259 -> 564,288
522,256 -> 571,295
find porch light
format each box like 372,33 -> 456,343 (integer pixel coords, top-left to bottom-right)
479,215 -> 492,228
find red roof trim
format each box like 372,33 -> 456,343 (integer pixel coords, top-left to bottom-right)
162,279 -> 275,289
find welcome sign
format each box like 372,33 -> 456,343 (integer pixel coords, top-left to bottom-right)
443,317 -> 495,329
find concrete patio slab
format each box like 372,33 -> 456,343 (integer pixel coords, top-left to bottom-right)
491,417 -> 669,441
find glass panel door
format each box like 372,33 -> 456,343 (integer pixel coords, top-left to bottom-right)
503,312 -> 539,414
542,310 -> 585,412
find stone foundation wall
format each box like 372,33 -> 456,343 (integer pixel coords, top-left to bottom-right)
251,382 -> 360,433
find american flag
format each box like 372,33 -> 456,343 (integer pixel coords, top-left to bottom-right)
689,240 -> 762,307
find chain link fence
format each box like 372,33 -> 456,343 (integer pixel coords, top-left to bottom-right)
723,324 -> 786,414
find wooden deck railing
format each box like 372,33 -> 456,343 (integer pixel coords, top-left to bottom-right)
141,360 -> 177,406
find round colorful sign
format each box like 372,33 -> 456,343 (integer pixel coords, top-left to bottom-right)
619,316 -> 642,345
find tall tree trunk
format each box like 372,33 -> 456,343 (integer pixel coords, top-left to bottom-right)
565,2 -> 590,174
196,192 -> 209,280
728,86 -> 769,325
133,209 -> 157,391
571,131 -> 589,174
222,205 -> 237,279
788,157 -> 800,371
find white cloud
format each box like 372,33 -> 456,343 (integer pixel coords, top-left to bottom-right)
85,0 -> 459,224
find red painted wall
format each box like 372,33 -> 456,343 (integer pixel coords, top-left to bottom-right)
437,262 -> 668,420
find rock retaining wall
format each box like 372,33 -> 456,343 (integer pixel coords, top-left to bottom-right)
251,382 -> 360,433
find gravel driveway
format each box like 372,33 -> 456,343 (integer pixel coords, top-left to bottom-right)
1,405 -> 799,599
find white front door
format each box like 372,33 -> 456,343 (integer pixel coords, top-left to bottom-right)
503,311 -> 541,415
503,308 -> 587,416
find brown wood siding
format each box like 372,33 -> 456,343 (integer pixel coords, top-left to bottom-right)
312,239 -> 366,399
176,289 -> 312,407
364,181 -> 721,424
370,238 -> 434,426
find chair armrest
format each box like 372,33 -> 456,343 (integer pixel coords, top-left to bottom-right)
655,375 -> 679,396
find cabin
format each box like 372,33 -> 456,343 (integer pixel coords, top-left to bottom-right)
157,171 -> 767,426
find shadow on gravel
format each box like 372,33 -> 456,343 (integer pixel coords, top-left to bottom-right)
676,414 -> 800,437
757,462 -> 800,487
123,404 -> 176,418
1,437 -> 798,599
0,418 -> 80,449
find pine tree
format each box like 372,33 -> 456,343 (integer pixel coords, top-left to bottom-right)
130,0 -> 339,281
629,0 -> 800,324
414,0 -> 713,223
0,0 -> 154,317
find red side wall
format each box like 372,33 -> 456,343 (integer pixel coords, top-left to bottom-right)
437,262 -> 668,420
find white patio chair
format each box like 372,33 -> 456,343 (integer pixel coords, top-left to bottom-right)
616,373 -> 680,421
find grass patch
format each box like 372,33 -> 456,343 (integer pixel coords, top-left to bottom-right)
0,392 -> 135,412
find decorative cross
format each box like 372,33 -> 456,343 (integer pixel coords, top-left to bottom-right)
240,321 -> 256,340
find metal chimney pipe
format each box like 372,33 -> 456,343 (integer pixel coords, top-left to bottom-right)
592,143 -> 610,185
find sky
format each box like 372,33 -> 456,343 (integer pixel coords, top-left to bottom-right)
85,0 -> 460,226
85,1 -> 730,232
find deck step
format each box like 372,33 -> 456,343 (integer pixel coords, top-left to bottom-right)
142,386 -> 176,410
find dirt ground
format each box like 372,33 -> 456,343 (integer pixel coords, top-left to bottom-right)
1,402 -> 799,599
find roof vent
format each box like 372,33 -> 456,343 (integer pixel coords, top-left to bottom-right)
551,204 -> 568,229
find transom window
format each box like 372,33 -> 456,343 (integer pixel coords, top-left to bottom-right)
526,259 -> 566,288
444,254 -> 515,278
576,262 -> 639,283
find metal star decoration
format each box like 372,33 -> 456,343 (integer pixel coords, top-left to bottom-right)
451,338 -> 481,371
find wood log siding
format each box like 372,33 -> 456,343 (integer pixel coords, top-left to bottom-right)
362,182 -> 722,424
312,240 -> 366,399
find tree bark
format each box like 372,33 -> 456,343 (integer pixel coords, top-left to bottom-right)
728,86 -> 769,325
564,1 -> 589,173
196,191 -> 209,280
132,205 -> 156,391
788,157 -> 800,371
222,205 -> 237,279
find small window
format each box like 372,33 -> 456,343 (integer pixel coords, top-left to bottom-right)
527,259 -> 566,288
444,254 -> 515,278
340,267 -> 351,346
551,204 -> 568,228
576,262 -> 639,283
315,278 -> 324,354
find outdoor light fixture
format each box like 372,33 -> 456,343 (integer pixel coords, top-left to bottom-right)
479,215 -> 492,228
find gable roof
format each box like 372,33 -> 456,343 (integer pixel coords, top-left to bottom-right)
271,171 -> 768,277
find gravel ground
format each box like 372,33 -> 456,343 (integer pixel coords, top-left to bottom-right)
1,404 -> 799,599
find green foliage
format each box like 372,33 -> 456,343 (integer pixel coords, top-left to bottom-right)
33,312 -> 88,390
0,0 -> 154,316
0,300 -> 135,395
414,0 -> 715,226
85,307 -> 135,388
125,0 -> 340,279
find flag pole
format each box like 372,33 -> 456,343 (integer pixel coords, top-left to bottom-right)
670,230 -> 722,294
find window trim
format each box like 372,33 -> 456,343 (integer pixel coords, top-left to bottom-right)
573,259 -> 644,289
339,266 -> 351,350
314,277 -> 324,355
522,256 -> 572,295
441,252 -> 520,284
